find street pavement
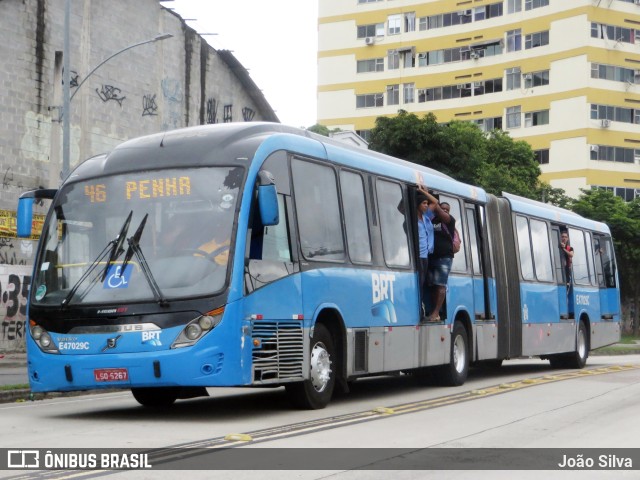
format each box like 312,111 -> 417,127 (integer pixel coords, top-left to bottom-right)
1,341 -> 639,403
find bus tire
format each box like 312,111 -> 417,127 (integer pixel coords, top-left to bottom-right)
285,323 -> 335,410
434,321 -> 469,386
131,387 -> 179,407
549,321 -> 589,369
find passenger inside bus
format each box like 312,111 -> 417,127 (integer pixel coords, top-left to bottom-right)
415,185 -> 437,320
427,201 -> 455,322
560,229 -> 574,285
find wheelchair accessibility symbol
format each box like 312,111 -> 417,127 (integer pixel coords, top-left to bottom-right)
103,264 -> 133,289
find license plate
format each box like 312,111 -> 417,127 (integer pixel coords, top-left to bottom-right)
94,368 -> 129,382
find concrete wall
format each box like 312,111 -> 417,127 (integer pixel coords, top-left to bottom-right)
0,0 -> 278,352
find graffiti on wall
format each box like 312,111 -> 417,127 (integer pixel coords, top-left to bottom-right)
206,98 -> 218,124
96,85 -> 126,106
142,94 -> 158,116
0,266 -> 32,352
161,78 -> 183,130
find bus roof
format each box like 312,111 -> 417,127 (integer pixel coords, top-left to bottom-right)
503,192 -> 611,234
69,123 -> 486,202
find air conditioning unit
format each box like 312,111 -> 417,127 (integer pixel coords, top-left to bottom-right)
590,145 -> 600,153
365,37 -> 375,45
470,51 -> 480,59
523,73 -> 533,81
600,119 -> 611,128
474,81 -> 484,87
457,83 -> 471,90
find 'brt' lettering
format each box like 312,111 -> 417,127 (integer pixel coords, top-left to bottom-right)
372,273 -> 396,304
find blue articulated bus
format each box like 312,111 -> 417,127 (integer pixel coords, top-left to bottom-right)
17,123 -> 621,409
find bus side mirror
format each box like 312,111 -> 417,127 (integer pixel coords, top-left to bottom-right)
16,189 -> 57,238
17,197 -> 34,237
257,170 -> 279,226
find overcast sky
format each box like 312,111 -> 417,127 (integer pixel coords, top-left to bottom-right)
167,0 -> 319,128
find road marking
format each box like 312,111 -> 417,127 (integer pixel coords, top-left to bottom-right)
7,364 -> 639,479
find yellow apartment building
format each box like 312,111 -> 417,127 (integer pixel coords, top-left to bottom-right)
318,0 -> 640,198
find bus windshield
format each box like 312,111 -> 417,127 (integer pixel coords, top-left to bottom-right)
32,166 -> 244,306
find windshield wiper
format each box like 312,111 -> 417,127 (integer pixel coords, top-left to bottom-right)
121,214 -> 169,306
100,211 -> 132,281
61,212 -> 133,308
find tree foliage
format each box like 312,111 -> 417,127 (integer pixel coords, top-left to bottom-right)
571,190 -> 640,332
368,110 -> 563,202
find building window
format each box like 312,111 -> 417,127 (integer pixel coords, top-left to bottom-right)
474,116 -> 503,132
355,129 -> 372,142
223,105 -> 233,123
590,145 -> 637,163
506,106 -> 521,128
590,104 -> 637,124
404,12 -> 416,32
404,50 -> 415,68
506,67 -> 522,90
591,63 -> 636,83
507,0 -> 522,13
475,3 -> 503,21
591,23 -> 635,43
403,83 -> 415,103
525,0 -> 549,10
418,17 -> 428,31
356,93 -> 384,108
534,149 -> 550,164
524,110 -> 549,127
357,23 -> 384,38
525,31 -> 549,49
593,186 -> 640,202
357,58 -> 384,73
387,84 -> 400,105
388,14 -> 401,35
524,70 -> 550,88
506,29 -> 522,52
388,50 -> 400,70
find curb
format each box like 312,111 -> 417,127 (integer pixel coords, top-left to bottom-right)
0,388 -> 119,404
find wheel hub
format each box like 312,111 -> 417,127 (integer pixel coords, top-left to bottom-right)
310,342 -> 332,392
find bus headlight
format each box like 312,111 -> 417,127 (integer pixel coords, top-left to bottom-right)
171,307 -> 224,349
30,322 -> 59,353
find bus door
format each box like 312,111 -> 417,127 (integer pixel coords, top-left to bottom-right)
568,228 -> 601,325
466,205 -> 496,360
594,235 -> 618,320
551,226 -> 571,320
244,153 -> 304,384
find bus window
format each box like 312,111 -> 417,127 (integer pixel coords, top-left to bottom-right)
601,237 -> 617,288
530,219 -> 553,282
340,170 -> 372,264
585,231 -> 597,286
569,228 -> 589,285
440,195 -> 466,272
376,179 -> 410,268
593,236 -> 605,287
516,216 -> 535,281
291,159 -> 345,262
466,208 -> 481,275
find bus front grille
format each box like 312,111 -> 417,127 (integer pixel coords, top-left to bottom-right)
252,321 -> 304,382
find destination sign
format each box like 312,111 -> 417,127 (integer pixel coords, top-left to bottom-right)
84,176 -> 192,203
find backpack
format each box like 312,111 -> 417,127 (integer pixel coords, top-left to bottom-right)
452,228 -> 461,254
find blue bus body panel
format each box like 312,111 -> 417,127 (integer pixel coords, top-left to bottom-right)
520,282 -> 560,324
299,268 -> 418,327
27,300 -> 253,392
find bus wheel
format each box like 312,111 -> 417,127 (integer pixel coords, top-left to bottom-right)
550,321 -> 589,369
434,322 -> 469,386
131,387 -> 179,407
286,323 -> 335,410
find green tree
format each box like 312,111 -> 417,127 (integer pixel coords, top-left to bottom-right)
571,189 -> 640,334
306,124 -> 332,136
477,130 -> 541,198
